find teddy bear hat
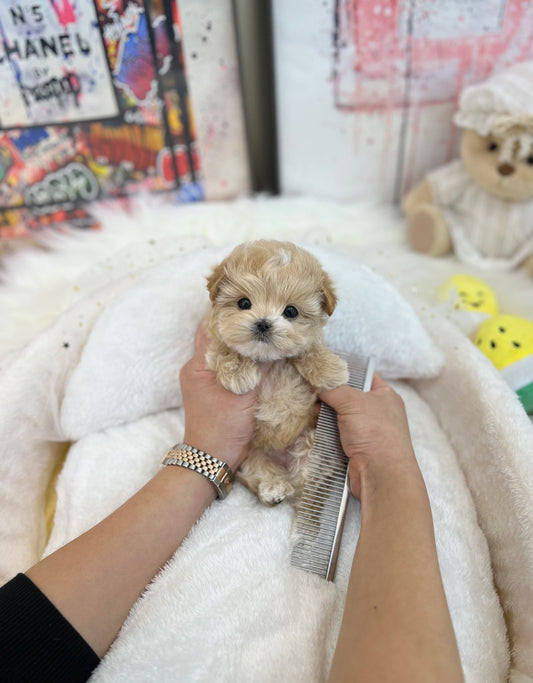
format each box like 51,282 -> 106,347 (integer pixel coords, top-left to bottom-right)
454,60 -> 533,159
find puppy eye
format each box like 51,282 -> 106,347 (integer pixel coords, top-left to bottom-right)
237,298 -> 252,310
526,156 -> 533,165
283,305 -> 299,319
488,142 -> 498,152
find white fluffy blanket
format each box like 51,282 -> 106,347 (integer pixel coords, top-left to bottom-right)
1,197 -> 532,682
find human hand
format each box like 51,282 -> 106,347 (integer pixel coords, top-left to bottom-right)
318,375 -> 420,500
179,325 -> 268,472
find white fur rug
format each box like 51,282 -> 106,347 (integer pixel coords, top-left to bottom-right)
1,195 -> 532,682
2,194 -> 533,357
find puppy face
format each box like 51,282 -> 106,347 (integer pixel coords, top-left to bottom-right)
207,241 -> 337,362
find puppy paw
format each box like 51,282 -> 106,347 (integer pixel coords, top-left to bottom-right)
313,354 -> 349,391
295,347 -> 349,390
218,358 -> 261,394
258,479 -> 295,506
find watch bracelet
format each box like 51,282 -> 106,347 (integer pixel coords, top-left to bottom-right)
161,443 -> 234,499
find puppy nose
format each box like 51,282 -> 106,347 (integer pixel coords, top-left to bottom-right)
255,319 -> 272,333
498,163 -> 515,176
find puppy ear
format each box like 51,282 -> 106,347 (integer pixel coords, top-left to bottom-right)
321,271 -> 337,316
206,263 -> 226,302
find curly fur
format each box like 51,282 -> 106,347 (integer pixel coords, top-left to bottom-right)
205,240 -> 348,505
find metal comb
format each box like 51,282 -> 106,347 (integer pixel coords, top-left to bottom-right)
290,354 -> 374,581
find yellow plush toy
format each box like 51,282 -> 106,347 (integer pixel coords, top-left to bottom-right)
438,274 -> 499,315
438,274 -> 533,417
475,314 -> 533,416
403,61 -> 533,274
475,314 -> 533,369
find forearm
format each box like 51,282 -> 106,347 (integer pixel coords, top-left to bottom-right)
329,465 -> 464,683
27,466 -> 215,658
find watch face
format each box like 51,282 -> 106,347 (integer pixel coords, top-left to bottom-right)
217,469 -> 234,498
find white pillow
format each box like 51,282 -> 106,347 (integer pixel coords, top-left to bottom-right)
307,246 -> 443,379
60,244 -> 443,439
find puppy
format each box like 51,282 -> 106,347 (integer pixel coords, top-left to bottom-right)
205,240 -> 348,506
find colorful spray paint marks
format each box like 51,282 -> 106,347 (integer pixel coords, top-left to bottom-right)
0,1 -> 118,128
333,0 -> 533,199
0,0 -> 202,238
51,0 -> 77,26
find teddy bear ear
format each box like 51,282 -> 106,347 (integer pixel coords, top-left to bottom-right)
206,262 -> 226,302
321,271 -> 338,316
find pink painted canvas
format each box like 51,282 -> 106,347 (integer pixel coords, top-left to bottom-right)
273,0 -> 533,201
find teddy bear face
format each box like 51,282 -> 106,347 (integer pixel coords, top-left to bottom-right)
460,129 -> 533,202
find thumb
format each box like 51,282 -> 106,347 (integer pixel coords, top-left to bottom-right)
193,323 -> 210,358
317,384 -> 364,414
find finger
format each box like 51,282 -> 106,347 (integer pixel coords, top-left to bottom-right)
190,325 -> 213,373
193,323 -> 209,355
370,373 -> 389,390
317,384 -> 363,412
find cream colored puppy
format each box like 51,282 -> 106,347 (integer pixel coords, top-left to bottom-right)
206,240 -> 348,506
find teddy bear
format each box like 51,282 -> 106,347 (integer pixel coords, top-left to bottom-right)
402,61 -> 533,275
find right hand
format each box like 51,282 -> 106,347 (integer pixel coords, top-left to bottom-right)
180,325 -> 270,472
318,375 -> 420,500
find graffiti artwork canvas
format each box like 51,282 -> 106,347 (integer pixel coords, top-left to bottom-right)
0,1 -> 119,128
0,0 -> 249,237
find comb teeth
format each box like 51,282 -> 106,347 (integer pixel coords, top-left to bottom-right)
290,355 -> 374,581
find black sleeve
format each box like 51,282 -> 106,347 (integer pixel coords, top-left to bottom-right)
0,573 -> 100,682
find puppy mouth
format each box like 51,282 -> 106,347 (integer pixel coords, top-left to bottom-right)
230,318 -> 302,361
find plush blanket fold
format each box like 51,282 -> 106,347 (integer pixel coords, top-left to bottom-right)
1,241 -> 532,682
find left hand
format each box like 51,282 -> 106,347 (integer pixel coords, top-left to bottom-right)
180,325 -> 269,471
318,375 -> 418,500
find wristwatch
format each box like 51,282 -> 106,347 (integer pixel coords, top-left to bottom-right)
161,443 -> 234,499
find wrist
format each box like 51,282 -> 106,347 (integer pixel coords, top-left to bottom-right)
360,456 -> 427,512
162,442 -> 235,499
182,433 -> 246,472
159,464 -> 217,503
